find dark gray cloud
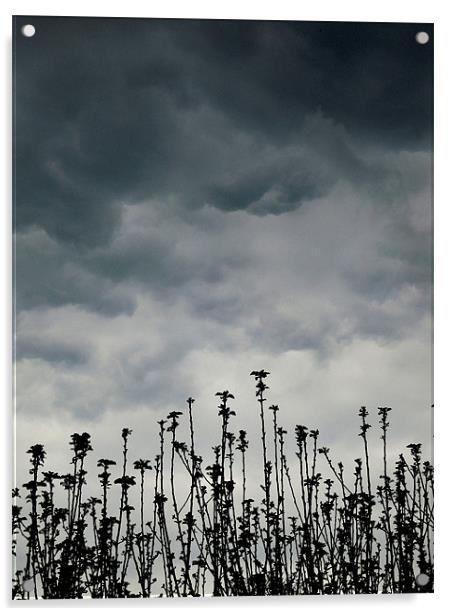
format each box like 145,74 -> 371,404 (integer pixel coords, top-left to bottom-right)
16,335 -> 88,366
14,17 -> 433,248
15,227 -> 136,315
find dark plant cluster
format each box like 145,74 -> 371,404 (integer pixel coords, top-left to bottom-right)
12,371 -> 433,598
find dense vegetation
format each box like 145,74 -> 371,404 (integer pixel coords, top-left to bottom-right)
12,370 -> 433,598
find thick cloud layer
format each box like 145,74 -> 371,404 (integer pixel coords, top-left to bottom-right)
14,18 -> 432,242
13,17 -> 433,482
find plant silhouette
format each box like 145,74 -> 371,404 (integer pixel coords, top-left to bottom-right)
12,371 -> 433,598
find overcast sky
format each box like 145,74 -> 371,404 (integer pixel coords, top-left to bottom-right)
13,17 -> 433,481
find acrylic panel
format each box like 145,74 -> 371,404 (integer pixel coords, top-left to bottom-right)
12,16 -> 433,598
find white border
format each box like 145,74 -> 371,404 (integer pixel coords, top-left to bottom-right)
2,2 -> 451,614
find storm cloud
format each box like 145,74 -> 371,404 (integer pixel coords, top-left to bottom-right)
13,17 -> 433,480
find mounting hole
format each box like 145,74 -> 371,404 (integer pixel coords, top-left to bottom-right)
415,573 -> 430,587
415,31 -> 429,45
21,24 -> 35,38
